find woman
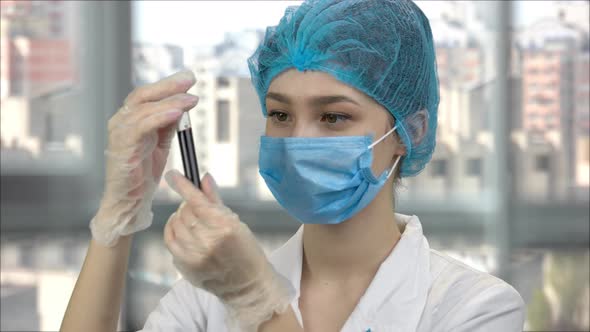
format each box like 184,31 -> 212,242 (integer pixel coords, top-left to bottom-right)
61,0 -> 525,331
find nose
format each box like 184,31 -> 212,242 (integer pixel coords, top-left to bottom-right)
291,121 -> 321,138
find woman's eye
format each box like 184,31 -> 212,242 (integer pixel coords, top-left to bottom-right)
269,111 -> 289,122
320,113 -> 349,124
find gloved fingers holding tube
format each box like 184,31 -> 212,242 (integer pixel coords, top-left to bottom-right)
163,169 -> 294,332
90,70 -> 200,247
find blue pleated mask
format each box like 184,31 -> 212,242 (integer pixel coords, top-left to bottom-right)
258,125 -> 401,224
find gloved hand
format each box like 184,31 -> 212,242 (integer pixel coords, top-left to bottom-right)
163,169 -> 294,332
90,71 -> 199,247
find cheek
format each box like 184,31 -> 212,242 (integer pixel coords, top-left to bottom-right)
264,119 -> 271,135
264,118 -> 277,136
370,143 -> 390,175
264,119 -> 287,137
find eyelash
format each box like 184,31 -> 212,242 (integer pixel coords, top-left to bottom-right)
320,112 -> 351,124
268,111 -> 291,123
268,111 -> 351,125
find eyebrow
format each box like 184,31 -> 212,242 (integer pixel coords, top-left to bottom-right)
266,92 -> 361,107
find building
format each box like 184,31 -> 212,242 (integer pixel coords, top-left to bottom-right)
555,1 -> 590,35
516,15 -> 587,131
159,70 -> 268,201
574,51 -> 590,189
511,130 -> 573,201
515,12 -> 589,197
155,31 -> 267,201
575,51 -> 590,136
0,87 -> 82,171
157,57 -> 262,200
0,0 -> 77,99
0,0 -> 79,163
0,97 -> 40,157
429,13 -> 485,89
132,43 -> 184,87
575,136 -> 590,190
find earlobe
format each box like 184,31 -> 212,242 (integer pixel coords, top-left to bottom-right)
389,146 -> 405,175
397,147 -> 407,157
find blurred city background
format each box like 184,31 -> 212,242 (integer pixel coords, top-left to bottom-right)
0,1 -> 588,331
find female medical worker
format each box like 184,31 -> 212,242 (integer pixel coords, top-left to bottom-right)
61,0 -> 526,331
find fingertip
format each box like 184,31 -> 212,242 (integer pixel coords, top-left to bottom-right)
171,69 -> 196,84
199,172 -> 211,188
206,173 -> 218,192
201,172 -> 222,205
164,169 -> 182,191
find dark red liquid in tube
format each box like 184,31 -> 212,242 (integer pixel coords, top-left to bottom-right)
176,113 -> 201,189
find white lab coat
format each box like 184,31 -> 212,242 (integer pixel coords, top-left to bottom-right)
138,214 -> 525,332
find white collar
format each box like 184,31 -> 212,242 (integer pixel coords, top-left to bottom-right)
269,213 -> 432,331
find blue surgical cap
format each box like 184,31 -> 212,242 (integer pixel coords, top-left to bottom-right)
248,0 -> 439,177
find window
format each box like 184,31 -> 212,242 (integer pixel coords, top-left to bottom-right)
431,159 -> 447,177
535,154 -> 550,172
466,158 -> 482,176
216,100 -> 230,142
1,1 -> 86,175
216,76 -> 230,88
2,2 -> 587,332
1,2 -> 132,331
530,96 -> 553,105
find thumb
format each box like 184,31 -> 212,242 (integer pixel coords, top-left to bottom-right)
201,172 -> 222,205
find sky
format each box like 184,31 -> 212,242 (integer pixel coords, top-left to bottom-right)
132,1 -> 575,50
132,1 -> 302,49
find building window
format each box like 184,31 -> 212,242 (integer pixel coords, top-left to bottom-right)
10,79 -> 23,96
466,158 -> 482,176
216,100 -> 230,142
217,76 -> 230,88
535,154 -> 550,172
431,159 -> 447,177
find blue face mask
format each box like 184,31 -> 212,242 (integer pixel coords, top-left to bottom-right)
258,126 -> 401,224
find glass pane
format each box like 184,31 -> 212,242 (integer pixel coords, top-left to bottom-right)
511,0 -> 590,203
128,1 -> 590,332
510,1 -> 589,330
135,0 -> 500,207
131,0 -> 303,198
403,1 -> 498,205
0,232 -> 91,331
216,99 -> 230,142
513,248 -> 590,331
1,1 -> 122,331
0,0 -> 89,175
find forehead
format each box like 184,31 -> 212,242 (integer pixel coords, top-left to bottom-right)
267,69 -> 371,103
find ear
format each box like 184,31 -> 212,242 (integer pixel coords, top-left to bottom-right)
407,109 -> 429,147
385,116 -> 407,160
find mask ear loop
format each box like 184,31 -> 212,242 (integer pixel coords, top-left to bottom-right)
368,125 -> 398,150
386,155 -> 402,179
367,125 -> 402,179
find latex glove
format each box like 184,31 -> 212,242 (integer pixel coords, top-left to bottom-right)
90,71 -> 199,247
163,169 -> 294,332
